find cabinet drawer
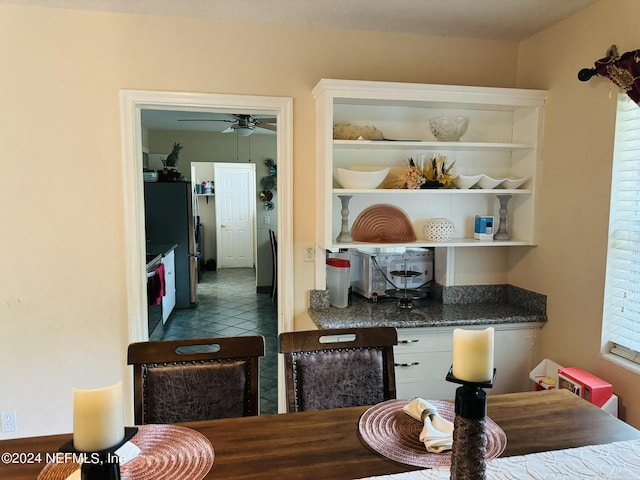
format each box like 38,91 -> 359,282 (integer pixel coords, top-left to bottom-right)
395,348 -> 457,400
395,332 -> 453,354
394,350 -> 452,383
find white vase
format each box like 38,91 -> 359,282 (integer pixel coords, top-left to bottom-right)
423,218 -> 454,241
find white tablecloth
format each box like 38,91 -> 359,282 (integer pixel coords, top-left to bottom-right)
359,439 -> 640,479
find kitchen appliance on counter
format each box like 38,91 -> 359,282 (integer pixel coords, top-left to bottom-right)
144,181 -> 198,309
350,247 -> 434,299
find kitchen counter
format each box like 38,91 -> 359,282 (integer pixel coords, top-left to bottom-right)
308,284 -> 547,330
146,253 -> 162,271
145,244 -> 177,271
310,284 -> 546,398
147,242 -> 178,259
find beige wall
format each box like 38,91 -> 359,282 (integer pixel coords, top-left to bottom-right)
147,130 -> 276,172
0,4 -> 518,438
515,0 -> 640,427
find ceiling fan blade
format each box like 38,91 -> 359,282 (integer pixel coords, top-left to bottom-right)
256,117 -> 277,124
177,119 -> 234,123
257,123 -> 277,132
221,125 -> 235,133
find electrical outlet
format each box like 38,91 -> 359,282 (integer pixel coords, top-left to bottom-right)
1,410 -> 17,433
303,244 -> 315,262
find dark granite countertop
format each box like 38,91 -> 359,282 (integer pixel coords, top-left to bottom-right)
308,284 -> 547,330
147,243 -> 177,257
145,243 -> 177,271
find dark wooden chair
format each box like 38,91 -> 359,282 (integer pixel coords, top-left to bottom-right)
128,336 -> 265,424
278,327 -> 398,412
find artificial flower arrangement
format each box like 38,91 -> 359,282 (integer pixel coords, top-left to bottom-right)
423,154 -> 456,188
384,155 -> 456,189
401,158 -> 426,189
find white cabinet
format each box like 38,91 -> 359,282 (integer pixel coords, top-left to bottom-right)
394,324 -> 540,400
394,329 -> 457,400
312,79 -> 547,251
161,249 -> 176,323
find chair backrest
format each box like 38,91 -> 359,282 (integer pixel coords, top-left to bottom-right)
278,327 -> 397,412
128,336 -> 265,424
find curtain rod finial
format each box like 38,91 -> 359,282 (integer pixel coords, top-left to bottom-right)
578,68 -> 597,82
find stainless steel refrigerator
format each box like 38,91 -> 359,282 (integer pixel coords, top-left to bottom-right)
144,181 -> 198,308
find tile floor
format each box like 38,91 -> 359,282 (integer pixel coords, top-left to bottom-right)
160,268 -> 279,415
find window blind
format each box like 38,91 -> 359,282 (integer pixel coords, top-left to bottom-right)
602,95 -> 640,362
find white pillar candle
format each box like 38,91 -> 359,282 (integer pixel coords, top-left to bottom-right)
452,327 -> 495,383
73,381 -> 125,452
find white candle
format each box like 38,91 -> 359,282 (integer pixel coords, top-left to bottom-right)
73,381 -> 124,452
452,327 -> 495,383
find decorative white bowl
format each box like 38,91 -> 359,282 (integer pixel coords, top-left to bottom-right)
499,177 -> 530,189
452,174 -> 482,189
476,174 -> 504,189
423,218 -> 455,242
336,167 -> 390,189
429,116 -> 470,142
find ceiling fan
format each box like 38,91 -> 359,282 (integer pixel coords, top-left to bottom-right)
177,114 -> 277,136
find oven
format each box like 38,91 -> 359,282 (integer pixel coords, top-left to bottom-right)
146,254 -> 164,340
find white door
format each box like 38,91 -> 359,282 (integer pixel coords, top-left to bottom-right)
214,163 -> 256,268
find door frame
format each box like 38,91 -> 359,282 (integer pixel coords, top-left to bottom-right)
213,162 -> 256,269
120,89 -> 293,412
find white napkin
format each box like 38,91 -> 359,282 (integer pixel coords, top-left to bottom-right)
116,441 -> 141,464
403,398 -> 454,453
64,441 -> 141,480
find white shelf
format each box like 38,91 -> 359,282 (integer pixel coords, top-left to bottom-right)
334,140 -> 533,151
330,238 -> 535,249
333,188 -> 532,195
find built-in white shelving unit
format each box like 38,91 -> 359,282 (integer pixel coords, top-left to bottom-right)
313,79 -> 548,252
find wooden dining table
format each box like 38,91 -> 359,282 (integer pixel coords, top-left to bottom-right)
1,389 -> 639,480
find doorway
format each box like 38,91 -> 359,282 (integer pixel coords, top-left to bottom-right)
120,90 -> 293,413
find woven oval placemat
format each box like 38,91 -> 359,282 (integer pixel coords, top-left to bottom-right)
358,399 -> 507,468
37,424 -> 214,480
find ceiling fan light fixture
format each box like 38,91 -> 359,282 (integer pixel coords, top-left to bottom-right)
236,126 -> 255,136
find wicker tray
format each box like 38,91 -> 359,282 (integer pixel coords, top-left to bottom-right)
38,424 -> 214,480
358,399 -> 507,468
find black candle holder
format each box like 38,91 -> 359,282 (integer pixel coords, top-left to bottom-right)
446,368 -> 495,480
59,427 -> 138,480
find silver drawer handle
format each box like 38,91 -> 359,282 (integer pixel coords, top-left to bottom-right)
394,362 -> 420,367
398,339 -> 420,344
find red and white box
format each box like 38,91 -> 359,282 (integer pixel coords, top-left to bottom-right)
557,367 -> 613,408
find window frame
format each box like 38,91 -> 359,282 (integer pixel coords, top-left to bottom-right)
601,93 -> 640,375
